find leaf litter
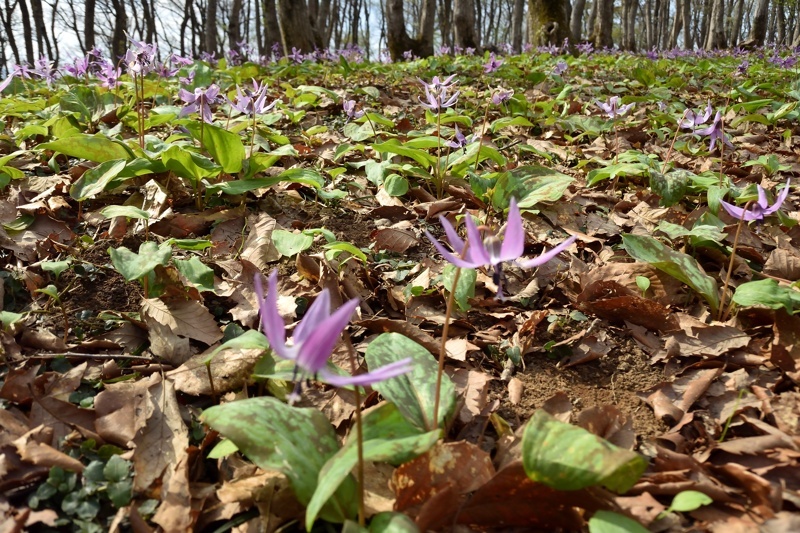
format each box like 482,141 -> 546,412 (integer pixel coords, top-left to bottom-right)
1,47 -> 799,532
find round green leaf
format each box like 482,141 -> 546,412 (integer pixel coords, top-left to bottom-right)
588,510 -> 649,533
669,490 -> 713,512
273,229 -> 314,257
99,205 -> 150,220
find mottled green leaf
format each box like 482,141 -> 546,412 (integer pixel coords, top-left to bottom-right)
493,166 -> 574,209
201,397 -> 356,524
174,257 -> 215,292
365,333 -> 455,431
70,159 -> 127,201
588,510 -> 649,533
732,279 -> 800,314
39,134 -> 133,162
622,234 -> 719,314
183,121 -> 245,173
108,241 -> 171,282
522,410 -> 647,492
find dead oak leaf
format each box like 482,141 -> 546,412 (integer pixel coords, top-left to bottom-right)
141,297 -> 223,346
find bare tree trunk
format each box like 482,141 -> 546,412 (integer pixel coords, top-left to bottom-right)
590,0 -> 613,48
623,0 -> 638,50
658,0 -> 669,48
110,0 -> 127,61
205,0 -> 218,54
569,0 -> 584,42
30,0 -> 53,59
84,0 -> 96,51
512,0 -> 525,50
140,0 -> 156,43
18,0 -> 35,63
668,0 -> 681,48
276,0 -> 319,53
682,0 -> 691,48
440,0 -> 454,50
527,0 -> 571,46
262,0 -> 280,51
704,0 -> 725,49
747,0 -> 770,47
454,0 -> 480,49
1,0 -> 21,66
228,0 -> 243,48
385,0 -> 436,60
698,0 -> 710,47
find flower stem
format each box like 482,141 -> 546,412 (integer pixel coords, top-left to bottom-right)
433,265 -> 461,431
344,336 -> 366,526
435,111 -> 443,198
472,99 -> 491,175
661,110 -> 689,174
717,200 -> 755,322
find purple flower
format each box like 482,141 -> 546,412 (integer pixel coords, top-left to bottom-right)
288,47 -> 305,63
229,80 -> 275,116
419,75 -> 460,112
484,52 -> 502,73
64,55 -> 91,78
179,84 -> 221,123
123,37 -> 157,76
170,53 -> 194,67
597,96 -> 634,119
445,125 -> 474,149
254,271 -> 412,399
695,110 -> 733,152
737,59 -> 750,75
424,198 -> 577,299
491,87 -> 514,106
720,179 -> 791,222
552,60 -> 568,76
679,101 -> 713,131
96,62 -> 121,89
343,99 -> 365,121
0,72 -> 14,93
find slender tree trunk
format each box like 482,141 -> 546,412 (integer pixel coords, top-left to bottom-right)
84,0 -> 96,52
704,0 -> 726,49
440,0 -> 454,50
228,0 -> 243,48
30,0 -> 53,59
590,0 -> 613,48
748,0 -> 770,47
141,0 -> 156,43
1,0 -> 21,66
512,0 -> 525,50
276,0 -> 319,53
569,0 -> 584,42
385,0 -> 436,59
18,0 -> 35,63
454,0 -> 480,50
262,0 -> 280,52
668,0 -> 681,48
110,0 -> 127,62
205,0 -> 218,54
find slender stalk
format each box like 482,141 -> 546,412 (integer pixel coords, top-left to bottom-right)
660,110 -> 690,174
435,111 -> 443,198
344,336 -> 366,527
472,99 -> 491,175
717,200 -> 755,322
432,265 -> 462,432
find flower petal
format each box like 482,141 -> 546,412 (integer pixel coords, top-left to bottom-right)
295,297 -> 360,374
321,358 -> 413,387
425,230 -> 481,269
757,185 -> 769,210
463,214 -> 491,266
517,235 -> 577,269
498,199 -> 525,262
256,271 -> 292,360
764,178 -> 791,215
293,289 -> 332,345
719,199 -> 752,221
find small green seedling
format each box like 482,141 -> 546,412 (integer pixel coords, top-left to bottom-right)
741,154 -> 791,177
36,284 -> 69,344
658,490 -> 713,519
635,276 -> 651,297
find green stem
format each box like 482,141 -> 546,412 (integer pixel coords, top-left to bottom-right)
344,336 -> 366,527
472,99 -> 491,175
435,111 -> 443,198
717,200 -> 755,322
432,265 -> 461,432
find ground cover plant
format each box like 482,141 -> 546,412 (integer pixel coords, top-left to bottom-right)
1,41 -> 799,532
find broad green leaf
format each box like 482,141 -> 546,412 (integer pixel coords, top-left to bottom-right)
70,159 -> 127,201
622,234 -> 720,314
108,241 -> 172,282
522,410 -> 647,492
344,121 -> 380,141
201,397 -> 357,524
656,221 -> 726,244
183,121 -> 245,173
0,311 -> 24,329
668,490 -> 713,513
36,284 -> 60,301
493,166 -> 574,209
442,265 -> 476,311
161,145 -> 221,184
307,431 -> 440,529
357,402 -> 426,445
323,242 -> 368,263
39,134 -> 133,162
732,279 -> 800,314
245,144 -> 299,178
588,510 -> 649,533
649,169 -> 689,207
41,259 -> 72,279
107,480 -> 133,508
207,438 -> 239,459
174,257 -> 215,292
203,329 -> 270,364
103,455 -> 130,483
384,174 -> 409,196
587,163 -> 649,186
99,205 -> 150,220
2,214 -> 34,232
169,238 -> 213,251
490,116 -> 534,132
207,168 -> 325,194
373,140 -> 436,167
365,333 -> 456,431
272,229 -> 314,257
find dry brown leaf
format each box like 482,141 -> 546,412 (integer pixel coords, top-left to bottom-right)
131,374 -> 190,494
143,316 -> 192,364
372,227 -> 419,253
239,212 -> 281,270
169,347 -> 262,396
664,324 -> 751,359
541,392 -> 573,423
14,426 -> 84,472
507,378 -> 523,405
151,455 -> 193,532
141,297 -> 223,346
94,379 -> 150,447
448,368 -> 491,423
772,311 -> 800,380
639,367 -> 724,425
576,405 -> 636,449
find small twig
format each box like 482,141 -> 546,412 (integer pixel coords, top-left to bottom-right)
23,352 -> 154,360
718,200 -> 755,322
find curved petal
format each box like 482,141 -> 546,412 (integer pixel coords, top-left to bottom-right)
295,297 -> 360,374
293,289 -> 331,345
321,358 -> 413,387
439,216 -> 466,254
517,235 -> 577,269
720,199 -> 754,221
764,179 -> 791,215
425,230 -> 481,268
463,214 -> 491,266
498,199 -> 525,262
756,185 -> 769,210
255,271 -> 291,360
